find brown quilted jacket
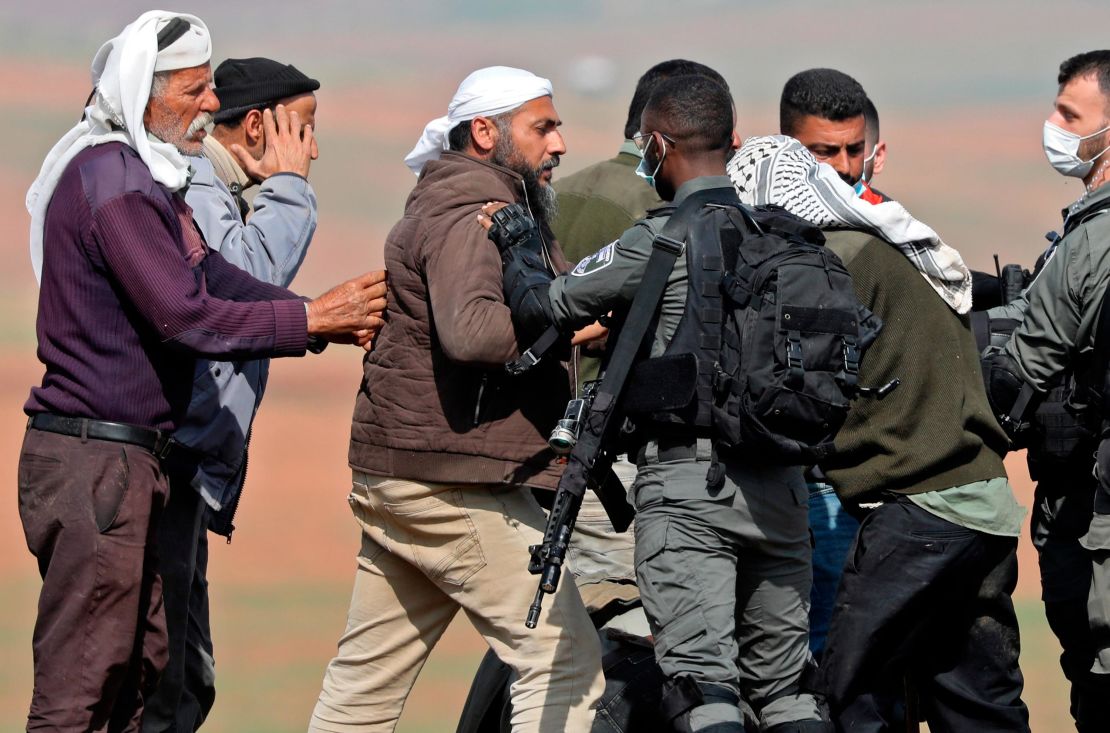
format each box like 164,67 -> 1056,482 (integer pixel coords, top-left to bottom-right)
349,152 -> 572,489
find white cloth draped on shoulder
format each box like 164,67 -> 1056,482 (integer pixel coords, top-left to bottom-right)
26,10 -> 211,282
403,65 -> 552,176
727,135 -> 973,314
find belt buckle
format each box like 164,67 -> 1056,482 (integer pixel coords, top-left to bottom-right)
152,433 -> 174,460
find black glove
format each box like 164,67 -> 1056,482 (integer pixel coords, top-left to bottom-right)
487,204 -> 556,343
982,351 -> 1039,448
487,203 -> 538,253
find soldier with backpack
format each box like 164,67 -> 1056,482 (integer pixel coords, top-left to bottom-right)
730,135 -> 1031,732
481,75 -> 832,733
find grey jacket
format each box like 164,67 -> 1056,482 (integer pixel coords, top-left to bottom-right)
1004,183 -> 1110,391
177,144 -> 316,535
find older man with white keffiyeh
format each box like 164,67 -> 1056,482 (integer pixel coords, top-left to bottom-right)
729,136 -> 1031,731
18,12 -> 386,731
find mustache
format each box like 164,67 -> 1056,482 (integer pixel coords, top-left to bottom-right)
541,155 -> 560,172
187,112 -> 213,138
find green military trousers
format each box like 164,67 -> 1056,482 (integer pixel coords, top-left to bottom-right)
632,438 -> 826,732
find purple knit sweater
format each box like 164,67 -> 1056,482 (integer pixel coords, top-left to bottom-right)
25,142 -> 308,431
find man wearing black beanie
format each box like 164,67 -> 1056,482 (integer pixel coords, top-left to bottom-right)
142,56 -> 325,732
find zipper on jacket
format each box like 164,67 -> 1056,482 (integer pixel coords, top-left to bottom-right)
473,374 -> 488,427
221,426 -> 251,544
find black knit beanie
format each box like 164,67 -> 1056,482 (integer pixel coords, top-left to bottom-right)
213,57 -> 320,124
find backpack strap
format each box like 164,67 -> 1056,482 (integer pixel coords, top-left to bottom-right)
599,190 -> 725,392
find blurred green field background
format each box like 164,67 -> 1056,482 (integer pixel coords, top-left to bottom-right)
4,1 -> 1110,729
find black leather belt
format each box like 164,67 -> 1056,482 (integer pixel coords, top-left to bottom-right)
28,413 -> 174,458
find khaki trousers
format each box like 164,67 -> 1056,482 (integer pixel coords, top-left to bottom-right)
309,473 -> 604,733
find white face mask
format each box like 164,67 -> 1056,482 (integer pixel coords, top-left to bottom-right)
859,145 -> 878,184
1043,120 -> 1110,178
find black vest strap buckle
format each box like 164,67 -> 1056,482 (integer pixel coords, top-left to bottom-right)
842,336 -> 860,376
653,234 -> 685,256
786,332 -> 804,383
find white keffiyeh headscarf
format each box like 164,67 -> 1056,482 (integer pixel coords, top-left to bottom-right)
403,65 -> 553,176
727,135 -> 973,314
26,10 -> 212,282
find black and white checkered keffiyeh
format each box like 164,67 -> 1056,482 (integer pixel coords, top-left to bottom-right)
727,135 -> 973,314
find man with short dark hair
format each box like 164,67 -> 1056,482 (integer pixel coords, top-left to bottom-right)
731,134 -> 1030,733
310,66 -> 604,733
550,57 -> 728,614
780,68 -> 869,186
779,69 -> 893,660
142,56 -> 323,732
986,49 -> 1110,733
19,12 -> 385,731
487,73 -> 828,733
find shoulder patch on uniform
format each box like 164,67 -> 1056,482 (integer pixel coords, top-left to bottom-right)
571,242 -> 616,276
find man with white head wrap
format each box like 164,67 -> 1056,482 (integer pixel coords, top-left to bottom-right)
311,66 -> 604,732
17,12 -> 386,731
728,136 -> 1030,732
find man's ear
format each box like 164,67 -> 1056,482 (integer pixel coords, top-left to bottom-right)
243,108 -> 265,147
470,116 -> 500,155
730,129 -> 742,151
873,140 -> 887,176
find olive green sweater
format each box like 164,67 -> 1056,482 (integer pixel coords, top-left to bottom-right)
552,144 -> 661,263
821,230 -> 1009,499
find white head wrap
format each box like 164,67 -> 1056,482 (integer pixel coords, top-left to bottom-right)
727,135 -> 973,314
26,10 -> 211,282
403,65 -> 553,176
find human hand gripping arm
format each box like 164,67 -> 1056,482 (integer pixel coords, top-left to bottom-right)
204,243 -> 386,351
305,270 -> 387,350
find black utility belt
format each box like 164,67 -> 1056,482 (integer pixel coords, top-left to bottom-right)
28,413 -> 176,459
633,432 -> 714,463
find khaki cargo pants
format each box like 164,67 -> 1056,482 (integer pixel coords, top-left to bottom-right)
308,472 -> 604,733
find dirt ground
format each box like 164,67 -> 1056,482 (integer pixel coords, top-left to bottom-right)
0,347 -> 1072,731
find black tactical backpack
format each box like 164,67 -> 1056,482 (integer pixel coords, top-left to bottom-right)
621,189 -> 884,467
710,203 -> 884,464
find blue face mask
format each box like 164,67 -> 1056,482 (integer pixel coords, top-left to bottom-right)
635,134 -> 667,189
